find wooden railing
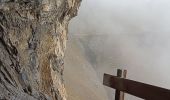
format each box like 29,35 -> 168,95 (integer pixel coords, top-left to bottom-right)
103,69 -> 170,100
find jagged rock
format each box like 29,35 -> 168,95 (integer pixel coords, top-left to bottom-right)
0,0 -> 81,100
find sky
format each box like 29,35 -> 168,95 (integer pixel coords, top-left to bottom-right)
68,0 -> 170,99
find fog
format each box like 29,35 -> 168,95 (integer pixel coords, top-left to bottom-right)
67,0 -> 170,100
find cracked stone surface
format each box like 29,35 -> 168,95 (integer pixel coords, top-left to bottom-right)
0,0 -> 81,100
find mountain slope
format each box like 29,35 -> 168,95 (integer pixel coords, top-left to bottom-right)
64,38 -> 108,100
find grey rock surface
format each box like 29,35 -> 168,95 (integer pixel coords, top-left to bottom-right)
0,0 -> 81,100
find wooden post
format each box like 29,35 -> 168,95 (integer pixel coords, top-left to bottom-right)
115,69 -> 122,100
120,70 -> 127,100
115,69 -> 127,100
103,73 -> 170,100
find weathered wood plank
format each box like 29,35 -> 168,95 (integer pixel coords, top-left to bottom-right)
103,73 -> 170,100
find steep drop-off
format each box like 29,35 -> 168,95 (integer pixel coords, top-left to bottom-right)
64,37 -> 109,100
0,0 -> 81,100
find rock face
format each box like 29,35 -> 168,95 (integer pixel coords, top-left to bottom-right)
0,0 -> 81,100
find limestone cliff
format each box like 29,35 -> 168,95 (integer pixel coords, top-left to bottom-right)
0,0 -> 81,100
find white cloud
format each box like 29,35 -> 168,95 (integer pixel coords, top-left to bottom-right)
69,0 -> 170,99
